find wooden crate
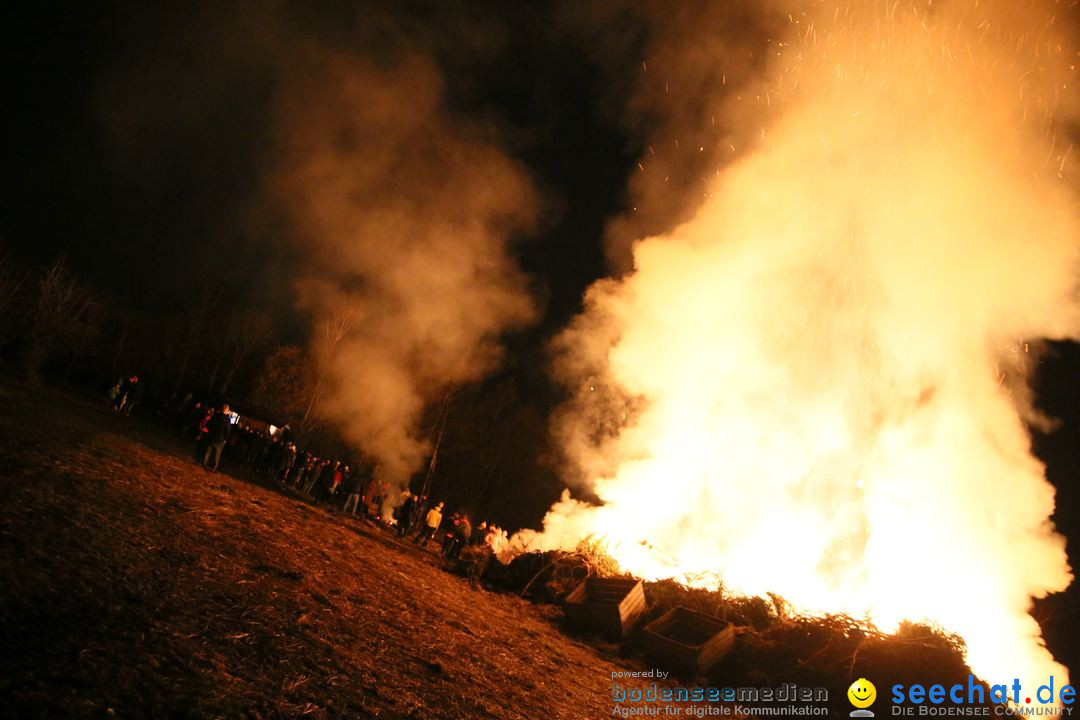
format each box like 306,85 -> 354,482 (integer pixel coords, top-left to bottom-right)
641,606 -> 734,675
563,578 -> 648,639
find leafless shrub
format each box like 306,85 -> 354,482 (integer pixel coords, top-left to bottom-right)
22,256 -> 104,383
0,245 -> 28,347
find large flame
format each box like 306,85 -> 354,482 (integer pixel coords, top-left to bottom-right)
519,0 -> 1078,694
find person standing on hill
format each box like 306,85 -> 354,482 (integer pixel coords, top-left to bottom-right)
120,375 -> 142,415
200,403 -> 232,472
470,521 -> 488,547
291,452 -> 308,488
329,462 -> 344,497
279,442 -> 298,483
315,460 -> 337,502
414,501 -> 443,547
193,406 -> 214,459
106,378 -> 122,408
445,515 -> 471,561
342,467 -> 364,517
441,513 -> 460,556
300,456 -> 320,494
111,376 -> 129,411
397,491 -> 416,537
184,402 -> 204,438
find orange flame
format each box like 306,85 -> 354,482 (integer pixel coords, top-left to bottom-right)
517,0 -> 1078,697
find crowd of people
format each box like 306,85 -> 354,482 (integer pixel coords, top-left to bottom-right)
134,391 -> 511,560
405,496 -> 500,559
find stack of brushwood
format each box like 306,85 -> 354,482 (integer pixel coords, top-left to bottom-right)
453,544 -> 992,719
709,617 -> 990,717
476,542 -> 624,602
453,544 -> 493,583
642,578 -> 778,631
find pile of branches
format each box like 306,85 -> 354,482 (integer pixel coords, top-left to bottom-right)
710,617 -> 978,715
453,535 -> 986,714
642,579 -> 782,631
471,538 -> 623,602
453,544 -> 493,585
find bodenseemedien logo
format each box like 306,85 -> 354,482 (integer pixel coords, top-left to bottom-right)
850,678 -> 878,717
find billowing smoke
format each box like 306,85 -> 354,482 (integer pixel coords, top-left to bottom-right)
558,1 -> 784,272
273,47 -> 537,496
524,0 -> 1078,693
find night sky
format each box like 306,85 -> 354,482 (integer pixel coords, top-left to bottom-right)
1,0 -> 669,535
4,0 -> 1079,671
3,1 -> 633,332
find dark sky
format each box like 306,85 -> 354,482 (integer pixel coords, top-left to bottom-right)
2,1 -> 631,334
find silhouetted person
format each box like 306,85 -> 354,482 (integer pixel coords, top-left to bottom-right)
302,458 -> 323,495
200,403 -> 232,471
120,375 -> 142,415
342,468 -> 363,516
445,515 -> 471,561
112,375 -> 135,412
278,442 -> 298,482
442,513 -> 461,556
193,406 -> 214,458
183,401 -> 203,437
314,460 -> 336,501
397,491 -> 416,537
328,461 -> 344,497
106,378 -> 122,407
291,452 -> 308,488
470,521 -> 488,547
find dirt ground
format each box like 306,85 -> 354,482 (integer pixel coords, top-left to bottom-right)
0,381 -> 658,719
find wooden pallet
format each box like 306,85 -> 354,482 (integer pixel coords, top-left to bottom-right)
641,606 -> 734,675
563,578 -> 648,639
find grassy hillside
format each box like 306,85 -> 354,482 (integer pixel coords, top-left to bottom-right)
0,382 -> 645,718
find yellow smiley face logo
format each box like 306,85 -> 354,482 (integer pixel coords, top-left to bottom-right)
848,679 -> 877,708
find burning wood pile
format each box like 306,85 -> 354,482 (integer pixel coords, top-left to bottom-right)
471,544 -> 990,715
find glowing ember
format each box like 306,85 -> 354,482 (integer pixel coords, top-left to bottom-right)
514,0 -> 1077,695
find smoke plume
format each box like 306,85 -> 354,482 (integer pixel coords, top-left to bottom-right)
527,0 -> 1078,693
273,47 -> 538,496
557,1 -> 786,272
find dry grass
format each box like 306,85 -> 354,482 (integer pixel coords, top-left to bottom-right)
0,381 -> 656,719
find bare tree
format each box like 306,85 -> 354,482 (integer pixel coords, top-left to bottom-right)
106,307 -> 160,384
217,310 -> 272,395
110,321 -> 130,381
300,305 -> 353,435
0,246 -> 27,348
253,345 -> 311,419
417,386 -> 458,505
173,281 -> 222,392
22,256 -> 104,383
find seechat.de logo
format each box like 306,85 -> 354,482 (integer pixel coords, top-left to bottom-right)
850,679 -> 878,717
